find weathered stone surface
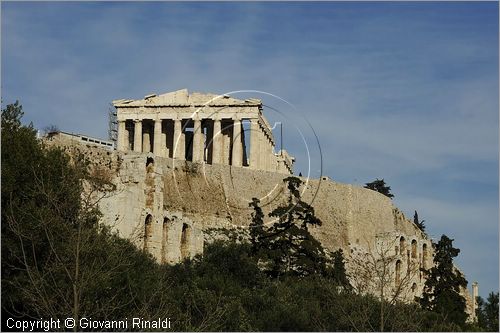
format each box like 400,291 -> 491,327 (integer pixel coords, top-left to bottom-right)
43,124 -> 475,320
113,89 -> 294,174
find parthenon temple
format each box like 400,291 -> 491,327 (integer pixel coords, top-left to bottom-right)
113,89 -> 294,174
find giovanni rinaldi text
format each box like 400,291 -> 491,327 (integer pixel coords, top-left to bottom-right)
5,317 -> 172,331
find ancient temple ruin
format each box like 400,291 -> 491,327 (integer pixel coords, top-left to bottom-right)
40,88 -> 477,320
113,89 -> 294,174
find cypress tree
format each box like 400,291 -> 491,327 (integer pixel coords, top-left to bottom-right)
419,235 -> 468,327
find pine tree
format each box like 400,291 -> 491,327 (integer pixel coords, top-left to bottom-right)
250,177 -> 326,278
419,235 -> 468,327
249,198 -> 266,256
364,178 -> 394,199
476,292 -> 499,332
330,249 -> 352,290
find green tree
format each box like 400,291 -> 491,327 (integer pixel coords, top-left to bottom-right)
476,292 -> 499,332
329,249 -> 352,290
168,240 -> 461,331
2,101 -> 55,322
1,102 -> 172,329
250,177 -> 326,278
364,178 -> 394,199
419,235 -> 468,327
413,210 -> 426,233
249,198 -> 266,256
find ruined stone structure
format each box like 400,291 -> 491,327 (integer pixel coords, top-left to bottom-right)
46,131 -> 115,150
43,89 -> 476,320
113,89 -> 294,174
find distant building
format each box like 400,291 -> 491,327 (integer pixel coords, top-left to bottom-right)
45,131 -> 115,150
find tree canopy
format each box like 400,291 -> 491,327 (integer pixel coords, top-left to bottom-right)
249,177 -> 328,278
476,292 -> 499,332
364,178 -> 394,199
1,102 -> 167,328
248,177 -> 353,294
419,235 -> 468,327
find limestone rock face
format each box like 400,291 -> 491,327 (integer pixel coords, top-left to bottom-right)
43,133 -> 474,319
100,152 -> 433,298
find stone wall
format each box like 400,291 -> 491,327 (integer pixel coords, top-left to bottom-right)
100,152 -> 429,270
43,135 -> 474,318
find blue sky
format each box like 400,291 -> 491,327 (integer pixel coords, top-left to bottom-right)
2,1 -> 498,297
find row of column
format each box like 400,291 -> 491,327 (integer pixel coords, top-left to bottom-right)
116,117 -> 275,170
249,121 -> 276,172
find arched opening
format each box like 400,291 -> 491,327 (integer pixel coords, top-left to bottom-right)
422,243 -> 428,269
146,157 -> 154,167
411,239 -> 417,259
144,214 -> 153,251
180,223 -> 191,260
399,236 -> 406,255
395,260 -> 402,285
407,250 -> 411,272
411,283 -> 417,293
161,217 -> 171,264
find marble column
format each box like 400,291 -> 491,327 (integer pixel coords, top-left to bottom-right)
249,119 -> 260,169
232,118 -> 243,167
269,143 -> 276,172
142,125 -> 151,153
174,118 -> 184,160
161,122 -> 168,158
212,118 -> 222,164
154,119 -> 163,156
260,131 -> 268,171
133,120 -> 142,153
472,282 -> 479,320
125,124 -> 130,150
192,118 -> 203,163
117,120 -> 126,151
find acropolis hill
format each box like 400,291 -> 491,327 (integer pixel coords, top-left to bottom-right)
43,89 -> 476,317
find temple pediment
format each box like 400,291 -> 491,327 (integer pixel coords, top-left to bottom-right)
113,89 -> 262,108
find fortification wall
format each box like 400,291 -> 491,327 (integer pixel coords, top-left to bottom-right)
42,136 -> 474,317
99,152 -> 429,261
43,133 -> 428,260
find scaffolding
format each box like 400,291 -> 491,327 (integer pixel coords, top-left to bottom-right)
108,103 -> 118,144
